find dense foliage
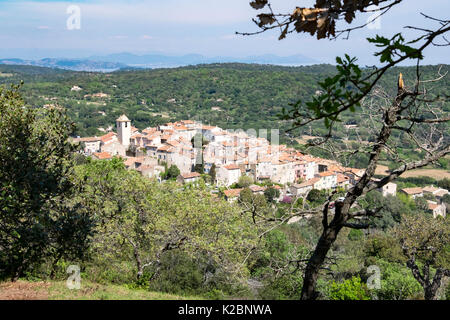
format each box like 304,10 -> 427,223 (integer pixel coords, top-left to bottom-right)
0,85 -> 93,281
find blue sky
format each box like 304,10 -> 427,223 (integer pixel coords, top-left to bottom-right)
0,0 -> 449,64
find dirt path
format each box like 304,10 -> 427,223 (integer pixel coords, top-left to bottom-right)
0,281 -> 49,300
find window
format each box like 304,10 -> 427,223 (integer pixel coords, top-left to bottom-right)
125,122 -> 128,128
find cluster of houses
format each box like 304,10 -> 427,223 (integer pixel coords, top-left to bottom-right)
73,115 -> 447,218
400,186 -> 448,218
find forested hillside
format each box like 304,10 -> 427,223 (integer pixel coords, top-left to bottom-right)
1,63 -> 448,140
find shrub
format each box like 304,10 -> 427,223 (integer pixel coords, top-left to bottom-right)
238,175 -> 254,188
264,187 -> 280,203
348,229 -> 364,241
327,276 -> 370,300
373,260 -> 423,300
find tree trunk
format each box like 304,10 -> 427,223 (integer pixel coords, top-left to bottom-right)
424,269 -> 446,300
11,256 -> 28,282
133,247 -> 143,280
300,85 -> 405,300
300,226 -> 342,299
11,265 -> 23,282
50,252 -> 63,280
424,287 -> 437,300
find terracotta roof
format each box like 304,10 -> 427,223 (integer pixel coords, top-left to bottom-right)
181,172 -> 201,179
435,189 -> 449,197
223,188 -> 243,198
344,167 -> 365,176
427,201 -> 439,210
223,164 -> 240,170
319,171 -> 337,177
157,145 -> 174,152
161,134 -> 172,140
292,178 -> 320,188
75,136 -> 101,143
100,132 -> 116,143
93,152 -> 112,160
143,128 -> 157,134
166,140 -> 180,147
328,165 -> 345,173
124,157 -> 138,167
249,185 -> 266,193
337,174 -> 350,183
401,187 -> 423,195
423,186 -> 439,193
174,125 -> 188,131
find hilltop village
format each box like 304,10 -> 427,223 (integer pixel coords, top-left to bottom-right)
74,115 -> 447,218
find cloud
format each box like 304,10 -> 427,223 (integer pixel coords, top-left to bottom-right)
109,35 -> 128,39
141,35 -> 154,40
9,0 -> 256,25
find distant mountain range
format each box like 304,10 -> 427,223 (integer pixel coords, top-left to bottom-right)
88,53 -> 318,68
0,58 -> 127,72
0,53 -> 318,72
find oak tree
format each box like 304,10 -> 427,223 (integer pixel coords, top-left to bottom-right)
244,0 -> 450,299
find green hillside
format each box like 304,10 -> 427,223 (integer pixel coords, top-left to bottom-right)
0,63 -> 448,142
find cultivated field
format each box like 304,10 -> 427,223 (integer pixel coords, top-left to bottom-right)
376,165 -> 450,180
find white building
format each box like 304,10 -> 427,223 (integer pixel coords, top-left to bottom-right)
255,158 -> 273,181
427,201 -> 447,218
75,137 -> 101,154
271,161 -> 296,185
315,171 -> 338,190
117,114 -> 131,147
71,85 -> 83,92
217,164 -> 242,186
177,172 -> 202,184
423,186 -> 449,199
380,182 -> 397,197
290,178 -> 320,197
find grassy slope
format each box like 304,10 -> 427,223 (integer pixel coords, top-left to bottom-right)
0,280 -> 202,300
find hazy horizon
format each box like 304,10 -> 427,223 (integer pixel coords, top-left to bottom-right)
0,0 -> 449,66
